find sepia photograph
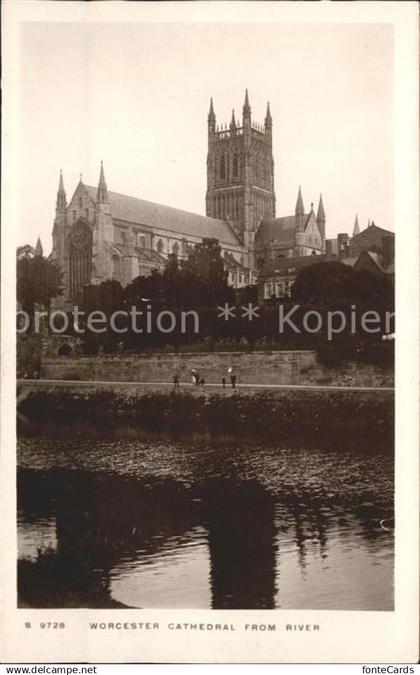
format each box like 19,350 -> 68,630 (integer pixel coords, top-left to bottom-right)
2,0 -> 418,665
15,17 -> 396,613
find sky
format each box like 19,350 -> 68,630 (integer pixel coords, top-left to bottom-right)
18,20 -> 393,252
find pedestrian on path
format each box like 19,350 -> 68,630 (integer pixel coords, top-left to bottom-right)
173,374 -> 180,390
222,377 -> 226,389
228,367 -> 237,389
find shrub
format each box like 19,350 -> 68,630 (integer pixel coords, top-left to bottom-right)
17,335 -> 42,378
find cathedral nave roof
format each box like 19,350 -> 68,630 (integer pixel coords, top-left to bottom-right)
84,186 -> 241,247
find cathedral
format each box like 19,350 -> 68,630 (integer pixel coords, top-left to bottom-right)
50,91 -> 326,306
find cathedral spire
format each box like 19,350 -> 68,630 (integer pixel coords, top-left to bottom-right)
56,170 -> 67,211
295,186 -> 304,216
35,236 -> 43,257
96,161 -> 108,203
242,89 -> 251,120
230,109 -> 236,131
265,101 -> 272,129
353,213 -> 360,236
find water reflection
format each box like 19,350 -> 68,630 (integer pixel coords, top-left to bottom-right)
17,464 -> 393,610
203,479 -> 277,609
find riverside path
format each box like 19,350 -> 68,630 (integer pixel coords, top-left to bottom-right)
17,378 -> 394,392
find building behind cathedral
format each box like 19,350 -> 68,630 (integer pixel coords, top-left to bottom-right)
50,91 -> 329,307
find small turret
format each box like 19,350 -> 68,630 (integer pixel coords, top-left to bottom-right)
35,236 -> 43,257
316,194 -> 326,243
96,161 -> 108,204
316,194 -> 325,222
353,214 -> 360,236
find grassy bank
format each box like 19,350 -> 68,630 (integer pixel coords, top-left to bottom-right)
18,387 -> 394,449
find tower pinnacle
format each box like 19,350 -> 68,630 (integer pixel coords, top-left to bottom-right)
353,214 -> 360,236
295,186 -> 304,216
97,161 -> 108,203
208,97 -> 216,133
265,101 -> 272,129
316,194 -> 326,223
316,194 -> 326,244
56,170 -> 67,211
242,89 -> 251,120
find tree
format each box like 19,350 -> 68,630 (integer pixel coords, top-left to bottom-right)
17,245 -> 36,261
291,261 -> 354,305
77,280 -> 125,353
126,238 -> 231,310
162,254 -> 185,307
125,269 -> 165,306
17,246 -> 63,323
181,238 -> 229,306
345,269 -> 393,307
182,238 -> 227,286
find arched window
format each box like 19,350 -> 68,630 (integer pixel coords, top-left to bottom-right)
156,239 -> 164,254
172,242 -> 180,256
69,220 -> 92,299
220,155 -> 225,179
233,154 -> 238,178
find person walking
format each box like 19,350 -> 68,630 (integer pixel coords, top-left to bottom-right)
222,376 -> 226,389
228,367 -> 237,389
173,374 -> 180,390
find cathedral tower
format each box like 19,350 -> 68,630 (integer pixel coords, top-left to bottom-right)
206,91 -> 276,268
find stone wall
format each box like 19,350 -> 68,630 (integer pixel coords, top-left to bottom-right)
40,351 -> 394,387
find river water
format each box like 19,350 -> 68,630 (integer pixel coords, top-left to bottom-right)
17,434 -> 394,610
